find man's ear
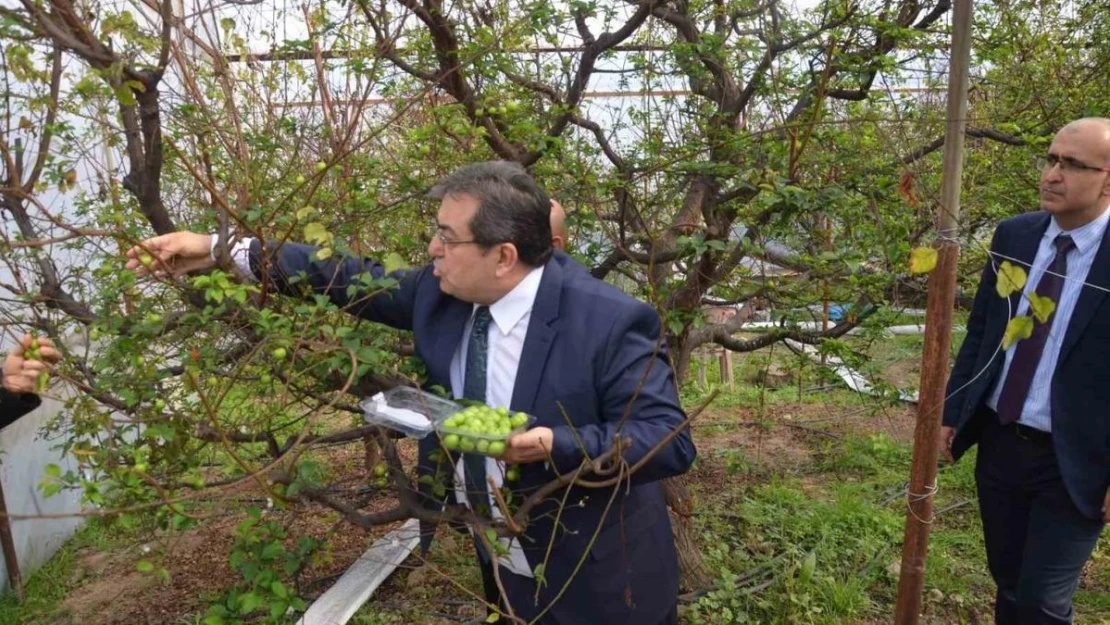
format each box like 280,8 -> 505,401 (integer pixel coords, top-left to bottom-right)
496,243 -> 521,276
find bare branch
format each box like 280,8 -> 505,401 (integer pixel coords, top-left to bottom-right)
896,126 -> 1028,165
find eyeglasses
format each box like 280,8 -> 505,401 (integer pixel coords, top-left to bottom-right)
1036,154 -> 1110,174
435,232 -> 474,246
434,231 -> 482,247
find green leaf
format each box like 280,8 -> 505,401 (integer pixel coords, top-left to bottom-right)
114,83 -> 136,106
486,612 -> 501,623
1028,293 -> 1056,324
383,251 -> 409,274
136,560 -> 154,573
304,222 -> 332,247
44,463 -> 61,478
1002,315 -> 1034,350
314,247 -> 333,261
909,247 -> 937,274
238,591 -> 264,615
996,261 -> 1027,298
666,318 -> 684,336
799,551 -> 817,585
270,600 -> 289,620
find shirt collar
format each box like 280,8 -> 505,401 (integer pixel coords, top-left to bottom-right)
1047,207 -> 1110,255
481,266 -> 545,336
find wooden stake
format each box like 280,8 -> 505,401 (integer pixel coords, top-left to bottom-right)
718,347 -> 734,389
894,0 -> 974,622
0,479 -> 24,601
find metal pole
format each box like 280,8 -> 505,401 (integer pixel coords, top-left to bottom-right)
894,0 -> 974,622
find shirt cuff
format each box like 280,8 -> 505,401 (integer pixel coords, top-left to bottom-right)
211,234 -> 257,281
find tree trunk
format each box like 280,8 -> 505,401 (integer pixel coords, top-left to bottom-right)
663,474 -> 709,592
672,333 -> 695,385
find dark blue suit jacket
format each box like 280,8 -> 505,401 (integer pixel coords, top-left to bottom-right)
943,211 -> 1110,520
251,241 -> 696,623
0,375 -> 40,429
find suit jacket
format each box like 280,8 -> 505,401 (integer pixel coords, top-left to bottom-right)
0,374 -> 40,429
943,211 -> 1110,520
250,241 -> 697,624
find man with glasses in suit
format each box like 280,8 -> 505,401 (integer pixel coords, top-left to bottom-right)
942,118 -> 1110,625
126,161 -> 695,625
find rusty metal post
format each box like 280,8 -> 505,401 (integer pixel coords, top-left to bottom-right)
894,0 -> 974,622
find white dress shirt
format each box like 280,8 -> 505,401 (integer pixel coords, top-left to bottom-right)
986,209 -> 1110,432
227,236 -> 540,575
448,266 -> 544,577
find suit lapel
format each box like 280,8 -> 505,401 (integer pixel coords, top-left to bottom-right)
427,298 -> 472,388
1058,219 -> 1110,364
510,257 -> 563,414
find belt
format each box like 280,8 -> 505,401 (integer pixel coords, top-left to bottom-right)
1013,422 -> 1052,443
982,407 -> 1053,443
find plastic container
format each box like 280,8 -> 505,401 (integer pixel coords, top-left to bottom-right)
360,387 -> 461,439
435,406 -> 536,457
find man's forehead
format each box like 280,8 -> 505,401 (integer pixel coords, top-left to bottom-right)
1051,132 -> 1105,158
436,198 -> 479,234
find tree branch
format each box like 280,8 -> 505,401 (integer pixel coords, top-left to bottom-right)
895,126 -> 1028,165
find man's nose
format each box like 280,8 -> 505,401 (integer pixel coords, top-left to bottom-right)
1043,163 -> 1065,182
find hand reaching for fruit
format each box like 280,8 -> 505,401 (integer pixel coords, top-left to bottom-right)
2,334 -> 62,395
124,232 -> 216,278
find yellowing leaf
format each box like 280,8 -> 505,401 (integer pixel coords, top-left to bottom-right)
1027,293 -> 1057,324
314,247 -> 333,261
909,247 -> 938,274
1002,315 -> 1034,350
485,613 -> 500,623
304,222 -> 332,247
996,261 -> 1027,298
383,252 -> 409,274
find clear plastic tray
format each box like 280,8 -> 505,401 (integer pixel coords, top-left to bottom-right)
360,386 -> 461,439
435,407 -> 536,457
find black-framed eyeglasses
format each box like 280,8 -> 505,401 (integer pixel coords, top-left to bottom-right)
1035,153 -> 1110,174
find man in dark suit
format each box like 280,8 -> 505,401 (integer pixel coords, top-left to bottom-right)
127,161 -> 696,625
0,334 -> 60,428
942,117 -> 1110,625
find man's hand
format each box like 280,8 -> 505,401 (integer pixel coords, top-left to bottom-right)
125,232 -> 215,278
1102,487 -> 1109,524
939,426 -> 956,463
503,427 -> 554,464
2,334 -> 61,395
